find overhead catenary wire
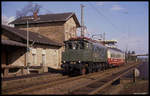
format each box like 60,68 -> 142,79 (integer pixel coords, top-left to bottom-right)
88,2 -> 120,32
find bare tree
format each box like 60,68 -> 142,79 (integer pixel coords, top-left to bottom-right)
30,3 -> 42,14
16,2 -> 42,18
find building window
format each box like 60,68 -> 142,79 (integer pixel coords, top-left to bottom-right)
32,54 -> 36,65
32,49 -> 37,65
42,54 -> 46,65
42,50 -> 46,66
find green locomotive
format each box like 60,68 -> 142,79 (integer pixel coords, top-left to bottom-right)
61,37 -> 125,75
61,37 -> 108,75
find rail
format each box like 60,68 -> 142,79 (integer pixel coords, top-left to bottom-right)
68,62 -> 140,94
2,62 -> 141,95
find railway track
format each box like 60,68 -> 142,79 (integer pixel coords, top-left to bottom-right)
2,62 -> 140,95
69,62 -> 140,94
2,73 -> 66,94
3,68 -> 109,94
27,62 -> 139,95
2,64 -> 122,95
29,63 -> 138,94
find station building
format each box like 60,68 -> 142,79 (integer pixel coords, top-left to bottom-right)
9,12 -> 80,69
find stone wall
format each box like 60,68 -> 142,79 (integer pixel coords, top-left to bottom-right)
15,17 -> 77,43
28,44 -> 62,69
13,17 -> 78,69
64,17 -> 77,41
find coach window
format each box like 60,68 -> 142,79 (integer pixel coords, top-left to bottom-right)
111,53 -> 115,58
111,54 -> 113,58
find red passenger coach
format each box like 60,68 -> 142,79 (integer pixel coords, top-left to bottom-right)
107,48 -> 125,67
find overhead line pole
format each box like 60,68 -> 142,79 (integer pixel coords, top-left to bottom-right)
26,17 -> 34,74
81,4 -> 85,37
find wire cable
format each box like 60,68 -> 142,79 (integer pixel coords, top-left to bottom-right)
88,2 -> 120,32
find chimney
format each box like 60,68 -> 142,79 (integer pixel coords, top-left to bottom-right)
33,11 -> 38,20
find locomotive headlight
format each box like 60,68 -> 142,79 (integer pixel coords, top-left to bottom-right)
63,61 -> 66,63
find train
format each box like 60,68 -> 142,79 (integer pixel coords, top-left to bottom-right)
61,37 -> 125,75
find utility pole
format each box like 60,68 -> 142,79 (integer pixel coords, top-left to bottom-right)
81,4 -> 85,37
26,17 -> 34,74
26,20 -> 30,74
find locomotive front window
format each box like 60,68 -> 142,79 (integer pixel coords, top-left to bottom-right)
65,41 -> 89,50
66,42 -> 79,50
68,43 -> 73,49
75,43 -> 79,49
79,41 -> 84,49
85,43 -> 89,48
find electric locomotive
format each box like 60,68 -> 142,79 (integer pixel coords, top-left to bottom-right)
61,37 -> 125,75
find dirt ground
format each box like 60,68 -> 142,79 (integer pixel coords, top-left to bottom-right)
119,78 -> 149,95
98,78 -> 149,95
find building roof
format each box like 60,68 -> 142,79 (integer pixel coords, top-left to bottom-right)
2,25 -> 62,47
2,39 -> 26,47
9,12 -> 80,27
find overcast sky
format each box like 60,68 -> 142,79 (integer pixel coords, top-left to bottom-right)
2,1 -> 148,54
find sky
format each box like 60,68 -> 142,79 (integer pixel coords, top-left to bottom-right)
2,1 -> 149,55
